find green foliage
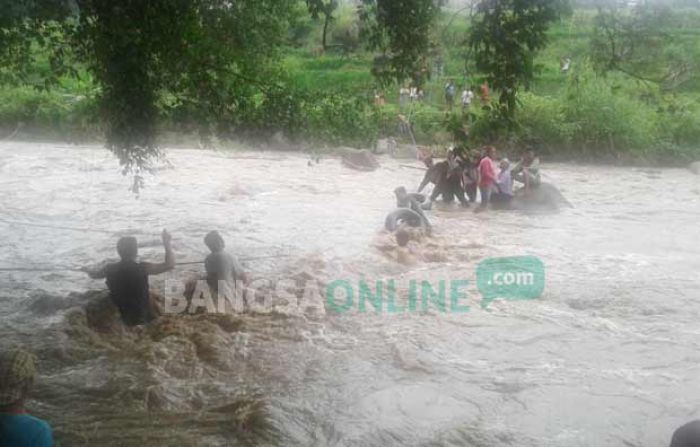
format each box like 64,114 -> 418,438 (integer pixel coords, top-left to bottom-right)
1,0 -> 299,182
0,0 -> 76,87
590,4 -> 692,88
305,0 -> 339,49
1,2 -> 699,166
561,67 -> 658,151
468,0 -> 569,127
0,86 -> 97,136
73,0 -> 298,179
359,0 -> 440,85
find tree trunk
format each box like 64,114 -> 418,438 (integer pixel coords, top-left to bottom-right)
322,12 -> 330,51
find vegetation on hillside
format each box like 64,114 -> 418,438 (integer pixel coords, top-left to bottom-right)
1,0 -> 699,169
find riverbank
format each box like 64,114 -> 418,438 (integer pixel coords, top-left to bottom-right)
2,130 -> 698,170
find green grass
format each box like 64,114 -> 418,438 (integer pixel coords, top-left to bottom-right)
1,5 -> 699,162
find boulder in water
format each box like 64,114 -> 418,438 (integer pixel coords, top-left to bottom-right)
84,292 -> 123,334
338,147 -> 380,171
511,182 -> 572,212
689,161 -> 700,175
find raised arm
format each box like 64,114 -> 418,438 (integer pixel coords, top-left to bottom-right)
144,229 -> 175,275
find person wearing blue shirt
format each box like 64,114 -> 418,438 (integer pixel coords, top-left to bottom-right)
0,348 -> 52,447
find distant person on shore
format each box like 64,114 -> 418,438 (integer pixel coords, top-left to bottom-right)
560,56 -> 571,74
670,421 -> 700,447
479,82 -> 490,105
444,81 -> 456,110
85,229 -> 174,326
461,87 -> 474,112
373,91 -> 385,106
398,113 -> 412,140
204,230 -> 247,301
511,149 -> 541,192
476,146 -> 497,211
399,86 -> 410,106
491,158 -> 515,207
0,348 -> 52,447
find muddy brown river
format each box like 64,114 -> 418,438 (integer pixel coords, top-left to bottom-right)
0,141 -> 699,446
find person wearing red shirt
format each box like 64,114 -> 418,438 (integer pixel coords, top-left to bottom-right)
477,146 -> 497,210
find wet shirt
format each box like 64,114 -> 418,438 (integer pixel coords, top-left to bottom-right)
478,156 -> 496,187
104,260 -> 152,326
496,169 -> 514,196
0,413 -> 52,447
205,251 -> 244,298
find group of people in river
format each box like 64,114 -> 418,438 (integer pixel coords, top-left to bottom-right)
420,144 -> 541,210
385,145 -> 542,235
81,229 -> 246,328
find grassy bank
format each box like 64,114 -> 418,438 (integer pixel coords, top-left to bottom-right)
1,6 -> 699,164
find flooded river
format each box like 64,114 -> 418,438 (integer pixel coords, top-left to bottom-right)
0,141 -> 699,446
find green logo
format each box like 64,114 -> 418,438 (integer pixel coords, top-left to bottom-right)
476,256 -> 545,308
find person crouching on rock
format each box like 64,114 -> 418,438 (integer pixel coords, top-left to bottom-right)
85,229 -> 174,326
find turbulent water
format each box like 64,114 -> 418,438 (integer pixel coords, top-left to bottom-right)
0,141 -> 699,446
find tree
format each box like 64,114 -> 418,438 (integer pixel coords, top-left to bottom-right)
359,0 -> 441,85
306,0 -> 339,51
468,0 -> 568,128
590,4 -> 692,89
0,0 -> 297,189
0,0 -> 440,185
0,0 -> 76,86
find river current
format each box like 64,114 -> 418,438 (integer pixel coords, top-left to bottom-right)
0,141 -> 699,446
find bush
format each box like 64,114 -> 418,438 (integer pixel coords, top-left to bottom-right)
560,69 -> 659,152
517,93 -> 574,148
0,86 -> 98,136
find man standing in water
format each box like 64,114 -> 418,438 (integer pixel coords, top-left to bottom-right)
86,229 -> 174,326
477,146 -> 497,211
203,230 -> 247,301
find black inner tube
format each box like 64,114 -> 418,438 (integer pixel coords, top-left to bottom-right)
384,208 -> 429,231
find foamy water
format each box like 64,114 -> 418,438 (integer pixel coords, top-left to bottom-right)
0,141 -> 699,446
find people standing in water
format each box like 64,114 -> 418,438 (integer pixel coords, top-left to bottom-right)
462,152 -> 479,203
417,151 -> 469,207
0,348 -> 52,447
491,158 -> 515,207
203,230 -> 247,300
476,146 -> 497,211
85,229 -> 174,326
511,149 -> 541,193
